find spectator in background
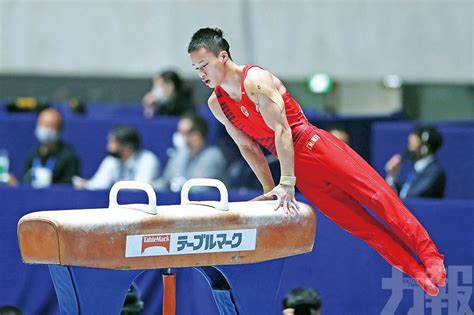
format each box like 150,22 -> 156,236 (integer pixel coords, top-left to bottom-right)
22,108 -> 80,188
282,288 -> 322,315
385,125 -> 446,199
121,282 -> 144,315
73,125 -> 159,190
142,70 -> 195,118
154,114 -> 226,192
328,125 -> 351,145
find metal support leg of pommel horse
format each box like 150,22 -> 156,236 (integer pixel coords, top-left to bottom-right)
48,265 -> 239,315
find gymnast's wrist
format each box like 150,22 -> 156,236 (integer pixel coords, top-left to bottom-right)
263,185 -> 274,194
280,175 -> 296,187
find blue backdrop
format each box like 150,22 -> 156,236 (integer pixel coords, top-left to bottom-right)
1,186 -> 472,314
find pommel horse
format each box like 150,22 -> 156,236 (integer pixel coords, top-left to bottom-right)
18,179 -> 316,314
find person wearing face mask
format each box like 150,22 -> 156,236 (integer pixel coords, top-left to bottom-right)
73,125 -> 160,190
385,125 -> 446,198
22,108 -> 80,187
153,113 -> 226,192
142,70 -> 195,118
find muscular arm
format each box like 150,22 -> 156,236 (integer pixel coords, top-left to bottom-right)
244,68 -> 294,179
243,68 -> 299,213
208,93 -> 275,192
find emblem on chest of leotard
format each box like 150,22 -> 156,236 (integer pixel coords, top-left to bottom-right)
240,106 -> 250,117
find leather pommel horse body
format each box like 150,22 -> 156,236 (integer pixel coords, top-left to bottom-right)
18,179 -> 316,315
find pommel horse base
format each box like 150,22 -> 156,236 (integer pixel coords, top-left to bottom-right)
18,179 -> 316,314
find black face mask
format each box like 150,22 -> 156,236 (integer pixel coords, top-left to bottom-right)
406,149 -> 421,161
108,150 -> 121,159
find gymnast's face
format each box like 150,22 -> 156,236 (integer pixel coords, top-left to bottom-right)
190,48 -> 228,88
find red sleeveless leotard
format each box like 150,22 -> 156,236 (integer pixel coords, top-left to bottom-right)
213,65 -> 444,290
214,65 -> 309,156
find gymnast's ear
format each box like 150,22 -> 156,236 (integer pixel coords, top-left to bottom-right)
219,51 -> 229,63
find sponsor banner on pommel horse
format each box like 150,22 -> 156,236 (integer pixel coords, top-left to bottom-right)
18,179 -> 316,314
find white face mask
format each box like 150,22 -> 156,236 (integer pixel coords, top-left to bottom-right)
35,127 -> 59,144
151,86 -> 169,103
172,132 -> 187,152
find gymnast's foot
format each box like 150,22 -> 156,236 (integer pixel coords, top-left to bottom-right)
424,258 -> 446,287
414,271 -> 439,296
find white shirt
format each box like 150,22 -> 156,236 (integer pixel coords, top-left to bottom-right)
86,150 -> 160,190
414,155 -> 434,173
153,145 -> 226,191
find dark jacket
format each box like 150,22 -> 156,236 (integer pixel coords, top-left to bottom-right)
23,141 -> 80,185
402,159 -> 446,198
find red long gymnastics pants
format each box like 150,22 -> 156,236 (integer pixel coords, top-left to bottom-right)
294,126 -> 444,279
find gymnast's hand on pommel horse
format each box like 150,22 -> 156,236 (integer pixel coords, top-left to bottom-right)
18,179 -> 317,315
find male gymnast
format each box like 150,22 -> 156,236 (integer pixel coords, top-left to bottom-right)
187,27 -> 445,296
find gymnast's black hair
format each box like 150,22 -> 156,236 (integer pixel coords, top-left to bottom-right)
188,27 -> 232,60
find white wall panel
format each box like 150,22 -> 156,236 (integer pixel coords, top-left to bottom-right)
0,0 -> 472,81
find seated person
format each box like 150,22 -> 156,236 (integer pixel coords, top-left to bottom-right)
73,125 -> 159,190
385,125 -> 446,198
328,125 -> 351,145
154,114 -> 226,191
142,70 -> 195,118
22,108 -> 80,188
227,153 -> 279,192
282,287 -> 322,315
